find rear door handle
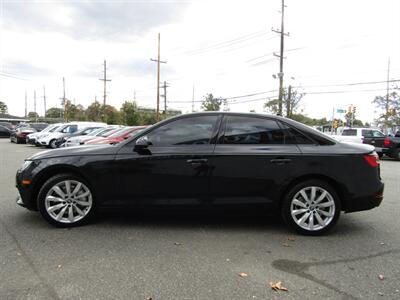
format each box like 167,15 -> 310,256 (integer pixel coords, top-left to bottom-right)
270,158 -> 292,164
186,158 -> 208,164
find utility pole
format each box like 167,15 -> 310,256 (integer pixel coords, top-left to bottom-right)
150,33 -> 167,122
63,77 -> 66,121
273,0 -> 288,116
161,81 -> 169,115
24,91 -> 27,117
286,84 -> 292,118
385,58 -> 390,134
34,90 -> 37,121
99,60 -> 111,106
133,89 -> 136,101
43,86 -> 47,118
192,84 -> 195,113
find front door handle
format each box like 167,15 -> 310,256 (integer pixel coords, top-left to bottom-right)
270,158 -> 292,164
186,158 -> 208,164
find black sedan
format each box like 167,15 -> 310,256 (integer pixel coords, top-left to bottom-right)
0,124 -> 11,138
15,112 -> 384,235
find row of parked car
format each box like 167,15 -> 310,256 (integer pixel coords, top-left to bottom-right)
1,121 -> 146,148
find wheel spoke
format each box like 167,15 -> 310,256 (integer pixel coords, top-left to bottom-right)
310,187 -> 316,202
52,186 -> 66,199
318,201 -> 334,208
309,213 -> 314,230
292,208 -> 307,216
75,200 -> 91,206
68,206 -> 74,222
47,203 -> 65,213
56,205 -> 68,220
46,196 -> 64,203
292,199 -> 307,208
71,183 -> 82,196
297,212 -> 311,226
315,191 -> 327,204
318,209 -> 333,217
314,211 -> 325,226
300,190 -> 309,202
65,181 -> 72,196
73,204 -> 85,216
75,191 -> 90,199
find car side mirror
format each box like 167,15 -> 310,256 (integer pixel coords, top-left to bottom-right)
134,136 -> 152,154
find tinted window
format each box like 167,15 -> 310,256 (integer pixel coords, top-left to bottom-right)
279,122 -> 314,144
372,130 -> 385,137
362,130 -> 372,137
222,116 -> 285,145
147,116 -> 218,146
342,129 -> 357,136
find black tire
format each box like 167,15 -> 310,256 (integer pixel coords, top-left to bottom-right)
378,152 -> 383,159
393,149 -> 400,161
49,139 -> 57,149
281,179 -> 341,236
37,173 -> 96,228
16,137 -> 21,144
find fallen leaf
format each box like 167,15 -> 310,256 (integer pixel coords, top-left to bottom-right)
174,242 -> 182,246
16,252 -> 22,256
378,274 -> 385,280
282,242 -> 290,247
239,272 -> 248,278
226,258 -> 230,262
57,265 -> 62,269
269,281 -> 288,291
287,236 -> 295,241
380,242 -> 385,246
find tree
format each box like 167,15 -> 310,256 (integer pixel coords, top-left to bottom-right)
344,112 -> 363,127
86,102 -> 102,121
201,93 -> 225,111
290,113 -> 328,126
46,107 -> 63,118
372,91 -> 400,130
0,101 -> 8,114
101,104 -> 121,124
264,86 -> 303,118
27,111 -> 39,120
120,101 -> 140,125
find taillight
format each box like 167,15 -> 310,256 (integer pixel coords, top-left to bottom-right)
383,138 -> 391,147
364,152 -> 380,167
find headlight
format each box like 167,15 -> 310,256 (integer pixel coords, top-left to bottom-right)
20,160 -> 33,172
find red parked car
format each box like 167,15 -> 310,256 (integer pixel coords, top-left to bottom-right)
86,126 -> 146,145
10,127 -> 36,144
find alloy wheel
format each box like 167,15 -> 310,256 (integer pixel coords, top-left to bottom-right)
290,186 -> 335,231
44,180 -> 93,224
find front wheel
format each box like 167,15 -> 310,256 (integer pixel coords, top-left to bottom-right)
281,180 -> 341,235
37,174 -> 96,227
49,139 -> 57,149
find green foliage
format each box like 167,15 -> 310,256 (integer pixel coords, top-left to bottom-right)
27,111 -> 39,120
344,112 -> 364,127
0,101 -> 8,114
372,91 -> 400,128
264,86 -> 304,117
290,113 -> 328,126
46,107 -> 63,118
101,104 -> 121,125
201,93 -> 225,111
120,101 -> 140,125
86,102 -> 102,121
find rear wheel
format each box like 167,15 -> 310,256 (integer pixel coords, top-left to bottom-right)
281,180 -> 341,235
37,174 -> 96,227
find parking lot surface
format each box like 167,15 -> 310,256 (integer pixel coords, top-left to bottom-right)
1,138 -> 399,299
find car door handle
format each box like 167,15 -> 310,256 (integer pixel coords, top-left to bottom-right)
186,158 -> 208,164
270,158 -> 292,164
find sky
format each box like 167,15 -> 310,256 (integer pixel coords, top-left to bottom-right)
0,0 -> 399,123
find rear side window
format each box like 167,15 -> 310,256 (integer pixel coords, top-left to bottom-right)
222,116 -> 285,145
278,122 -> 314,144
342,129 -> 357,136
362,130 -> 372,137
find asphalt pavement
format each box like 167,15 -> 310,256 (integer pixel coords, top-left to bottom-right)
0,138 -> 399,300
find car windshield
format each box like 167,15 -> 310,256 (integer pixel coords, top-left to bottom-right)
49,126 -> 60,132
86,128 -> 105,136
100,128 -> 122,137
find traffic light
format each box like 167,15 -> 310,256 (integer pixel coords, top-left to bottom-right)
352,106 -> 356,114
333,119 -> 339,129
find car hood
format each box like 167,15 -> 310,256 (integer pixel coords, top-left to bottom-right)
27,144 -> 119,160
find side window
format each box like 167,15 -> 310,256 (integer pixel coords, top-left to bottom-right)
342,129 -> 357,136
147,116 -> 218,146
372,130 -> 384,137
362,130 -> 372,137
222,116 -> 285,145
278,122 -> 314,144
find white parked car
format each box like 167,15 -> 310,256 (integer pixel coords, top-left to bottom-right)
37,122 -> 107,148
64,126 -> 121,147
332,127 -> 385,144
26,123 -> 64,146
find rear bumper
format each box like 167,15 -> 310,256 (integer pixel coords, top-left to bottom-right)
344,182 -> 384,213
